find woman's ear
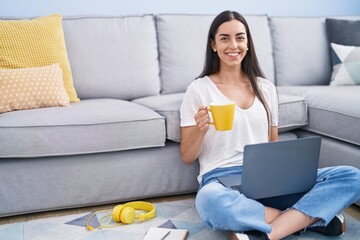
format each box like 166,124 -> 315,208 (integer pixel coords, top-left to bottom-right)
211,40 -> 216,52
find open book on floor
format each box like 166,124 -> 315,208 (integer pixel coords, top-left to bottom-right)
143,227 -> 188,240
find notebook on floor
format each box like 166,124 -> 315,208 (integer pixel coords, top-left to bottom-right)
217,136 -> 321,202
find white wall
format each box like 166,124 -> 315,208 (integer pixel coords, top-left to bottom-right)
1,0 -> 360,17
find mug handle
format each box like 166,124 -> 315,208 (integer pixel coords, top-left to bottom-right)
208,108 -> 214,125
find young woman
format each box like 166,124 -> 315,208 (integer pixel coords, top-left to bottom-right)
179,10 -> 360,240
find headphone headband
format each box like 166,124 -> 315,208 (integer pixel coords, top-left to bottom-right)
122,201 -> 156,220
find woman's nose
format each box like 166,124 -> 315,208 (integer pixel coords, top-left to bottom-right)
229,39 -> 238,48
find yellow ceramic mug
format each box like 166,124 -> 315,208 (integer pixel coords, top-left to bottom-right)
209,102 -> 235,131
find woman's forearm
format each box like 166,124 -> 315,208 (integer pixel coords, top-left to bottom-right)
180,126 -> 207,164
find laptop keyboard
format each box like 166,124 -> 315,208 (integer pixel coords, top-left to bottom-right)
231,185 -> 242,192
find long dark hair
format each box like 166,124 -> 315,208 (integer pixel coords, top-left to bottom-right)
198,10 -> 272,138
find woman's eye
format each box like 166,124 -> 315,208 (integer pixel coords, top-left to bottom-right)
221,37 -> 229,41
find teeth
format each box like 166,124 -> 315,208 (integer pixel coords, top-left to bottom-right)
227,53 -> 239,56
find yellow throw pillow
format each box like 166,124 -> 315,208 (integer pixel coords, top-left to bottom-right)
0,14 -> 79,102
0,64 -> 70,114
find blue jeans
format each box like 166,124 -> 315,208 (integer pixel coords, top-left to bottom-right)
195,165 -> 360,233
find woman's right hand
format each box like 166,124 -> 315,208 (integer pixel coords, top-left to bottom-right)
180,106 -> 211,163
194,106 -> 211,132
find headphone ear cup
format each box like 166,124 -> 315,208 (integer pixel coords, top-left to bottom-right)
138,212 -> 146,222
120,207 -> 136,224
112,205 -> 124,222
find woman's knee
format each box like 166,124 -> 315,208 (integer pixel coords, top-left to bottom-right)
346,166 -> 360,191
196,183 -> 269,231
320,165 -> 360,179
196,183 -> 243,224
195,183 -> 224,214
324,165 -> 360,193
339,166 -> 360,200
338,165 -> 360,181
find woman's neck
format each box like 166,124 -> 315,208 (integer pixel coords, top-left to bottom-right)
212,67 -> 249,85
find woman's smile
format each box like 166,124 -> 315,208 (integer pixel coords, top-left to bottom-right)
226,52 -> 241,58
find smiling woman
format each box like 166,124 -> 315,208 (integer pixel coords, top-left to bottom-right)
179,10 -> 360,240
196,11 -> 272,133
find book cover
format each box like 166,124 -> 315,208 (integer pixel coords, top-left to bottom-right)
143,227 -> 188,240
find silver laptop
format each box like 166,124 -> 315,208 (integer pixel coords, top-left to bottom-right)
217,136 -> 321,200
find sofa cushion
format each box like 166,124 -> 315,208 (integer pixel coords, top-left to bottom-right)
133,93 -> 307,142
270,17 -> 332,86
62,15 -> 160,100
330,43 -> 360,85
0,14 -> 79,102
0,64 -> 70,114
133,93 -> 184,142
156,14 -> 275,94
278,94 -> 308,133
277,86 -> 360,146
0,99 -> 165,158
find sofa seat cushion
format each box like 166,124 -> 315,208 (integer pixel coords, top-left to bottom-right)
133,93 -> 184,142
278,94 -> 308,132
0,99 -> 165,158
133,93 -> 307,142
278,86 -> 360,146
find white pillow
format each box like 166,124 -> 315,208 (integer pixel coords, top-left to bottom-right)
330,43 -> 360,86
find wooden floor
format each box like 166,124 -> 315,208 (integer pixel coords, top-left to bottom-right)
1,193 -> 359,226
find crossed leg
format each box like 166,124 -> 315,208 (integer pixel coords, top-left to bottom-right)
265,206 -> 318,240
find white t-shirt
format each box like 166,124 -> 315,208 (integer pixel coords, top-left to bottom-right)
180,76 -> 278,183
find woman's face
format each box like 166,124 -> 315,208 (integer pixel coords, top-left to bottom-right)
212,19 -> 248,69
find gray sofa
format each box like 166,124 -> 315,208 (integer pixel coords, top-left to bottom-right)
0,14 -> 359,217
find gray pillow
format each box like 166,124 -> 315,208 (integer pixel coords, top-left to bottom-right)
325,18 -> 360,46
